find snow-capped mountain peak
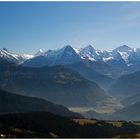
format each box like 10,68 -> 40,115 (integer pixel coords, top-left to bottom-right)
0,48 -> 18,62
112,45 -> 134,63
1,48 -> 9,52
4,44 -> 140,69
113,45 -> 133,53
62,45 -> 77,55
83,45 -> 96,51
35,49 -> 44,56
79,45 -> 102,61
23,45 -> 82,67
63,45 -> 73,50
0,48 -> 10,55
0,48 -> 34,64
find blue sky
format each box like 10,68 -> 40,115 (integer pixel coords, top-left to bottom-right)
1,2 -> 140,54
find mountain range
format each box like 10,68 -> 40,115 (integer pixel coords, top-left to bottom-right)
22,45 -> 140,72
0,45 -> 137,66
1,45 -> 140,120
2,45 -> 140,78
0,64 -> 115,109
0,48 -> 33,64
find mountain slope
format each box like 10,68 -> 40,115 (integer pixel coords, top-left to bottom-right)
0,65 -> 113,108
78,45 -> 102,61
122,93 -> 140,107
0,48 -> 33,64
23,45 -> 82,67
22,45 -> 138,78
84,101 -> 140,121
109,70 -> 140,99
77,45 -> 140,77
3,44 -> 140,78
66,62 -> 114,89
109,101 -> 140,121
84,99 -> 140,121
0,89 -> 81,117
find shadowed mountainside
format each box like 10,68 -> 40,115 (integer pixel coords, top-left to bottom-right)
0,89 -> 81,117
0,65 -> 113,108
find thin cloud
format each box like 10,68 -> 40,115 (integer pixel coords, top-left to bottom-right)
120,3 -> 140,22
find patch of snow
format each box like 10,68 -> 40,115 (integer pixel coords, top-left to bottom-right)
118,51 -> 129,62
103,57 -> 114,62
133,48 -> 139,52
0,48 -> 34,64
35,49 -> 44,56
73,48 -> 81,54
21,54 -> 34,59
